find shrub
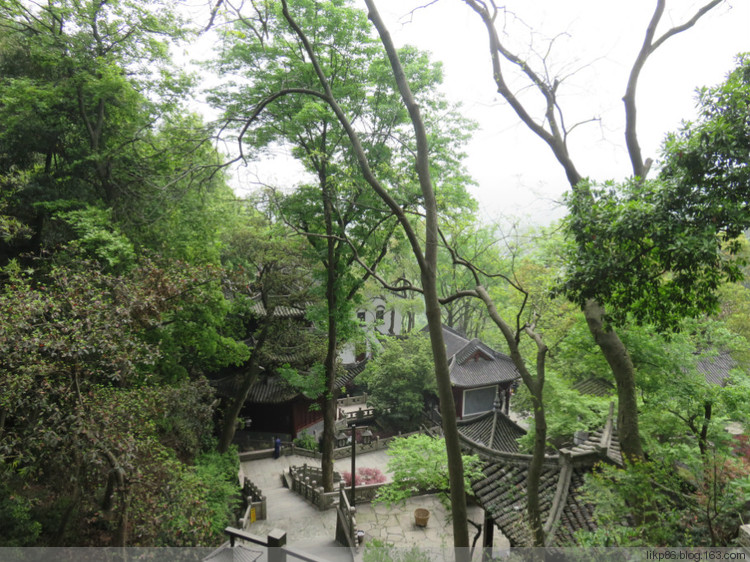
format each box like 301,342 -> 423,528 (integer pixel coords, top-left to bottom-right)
293,431 -> 319,451
341,467 -> 386,487
374,434 -> 483,509
358,467 -> 387,484
341,471 -> 361,486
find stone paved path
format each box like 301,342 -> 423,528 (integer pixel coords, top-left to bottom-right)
239,450 -> 509,561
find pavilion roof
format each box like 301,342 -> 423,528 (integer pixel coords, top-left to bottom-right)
697,351 -> 737,387
422,325 -> 521,388
467,403 -> 622,547
456,406 -> 527,453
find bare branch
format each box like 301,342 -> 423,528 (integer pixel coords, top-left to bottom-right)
624,0 -> 722,178
462,0 -> 583,187
400,0 -> 441,24
203,0 -> 223,33
651,1 -> 723,52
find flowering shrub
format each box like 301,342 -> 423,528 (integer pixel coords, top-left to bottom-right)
340,471 -> 360,486
341,467 -> 386,487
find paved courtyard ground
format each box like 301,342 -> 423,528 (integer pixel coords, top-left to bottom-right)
239,450 -> 509,561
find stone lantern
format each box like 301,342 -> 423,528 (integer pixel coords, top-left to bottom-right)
336,431 -> 348,448
361,428 -> 373,445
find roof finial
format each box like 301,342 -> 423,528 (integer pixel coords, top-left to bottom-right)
489,387 -> 502,447
493,388 -> 503,412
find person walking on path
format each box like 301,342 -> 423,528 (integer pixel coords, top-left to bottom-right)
273,437 -> 281,459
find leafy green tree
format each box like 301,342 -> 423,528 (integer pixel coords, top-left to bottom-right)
0,0 -> 233,268
560,174 -> 746,332
362,333 -> 436,432
577,447 -> 750,547
215,0 -> 482,552
552,314 -> 750,546
216,210 -> 316,452
212,0 -> 393,492
660,53 -> 750,218
211,0 -> 474,494
374,434 -> 483,509
0,256 -> 242,546
462,0 -> 728,480
554,59 -> 750,511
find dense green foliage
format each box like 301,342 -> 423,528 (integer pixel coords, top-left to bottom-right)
374,434 -> 483,509
361,333 -> 436,432
560,54 -> 750,332
0,0 -> 747,550
0,0 -> 253,547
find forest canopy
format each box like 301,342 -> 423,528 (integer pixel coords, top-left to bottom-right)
0,0 -> 748,550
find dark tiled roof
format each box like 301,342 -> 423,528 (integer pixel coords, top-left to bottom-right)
258,348 -> 314,366
571,377 -> 615,397
441,325 -> 472,358
419,325 -> 522,387
249,301 -> 308,319
697,351 -> 736,387
457,408 -> 526,453
566,410 -> 623,467
473,458 -> 562,546
343,358 -> 368,376
210,374 -> 244,399
449,339 -> 520,387
550,468 -> 598,545
246,375 -> 299,404
470,403 -> 622,547
211,373 -> 300,404
214,360 -> 368,405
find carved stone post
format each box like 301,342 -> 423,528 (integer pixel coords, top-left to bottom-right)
267,528 -> 287,562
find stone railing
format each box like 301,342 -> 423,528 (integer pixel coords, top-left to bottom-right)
239,477 -> 267,527
337,393 -> 368,408
289,427 -> 433,461
287,464 -> 340,510
289,463 -> 342,485
347,481 -> 385,505
287,463 -> 390,510
339,407 -> 376,423
335,482 -> 358,555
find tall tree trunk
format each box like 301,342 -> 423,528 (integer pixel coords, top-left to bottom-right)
279,1 -> 471,552
583,300 -> 644,461
53,482 -> 81,546
421,276 -> 471,556
364,4 -> 471,553
218,325 -> 270,454
527,380 -> 547,545
320,172 -> 338,493
476,285 -> 547,545
460,0 -> 720,467
115,486 -> 130,547
99,448 -> 129,546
